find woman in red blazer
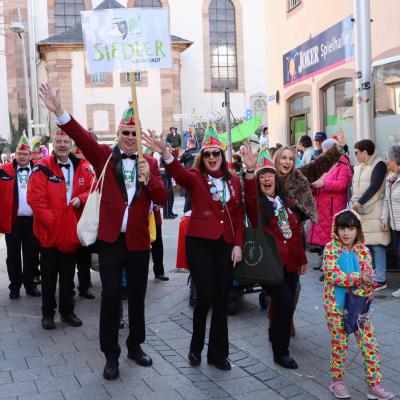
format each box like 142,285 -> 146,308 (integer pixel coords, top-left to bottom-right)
144,126 -> 244,371
241,145 -> 307,370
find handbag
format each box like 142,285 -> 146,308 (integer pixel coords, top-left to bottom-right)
77,153 -> 112,246
233,196 -> 284,286
344,289 -> 371,334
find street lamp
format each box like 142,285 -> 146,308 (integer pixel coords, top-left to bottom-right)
10,11 -> 33,139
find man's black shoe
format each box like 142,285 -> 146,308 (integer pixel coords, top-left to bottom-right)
207,357 -> 231,370
127,345 -> 153,366
163,215 -> 175,219
188,351 -> 201,366
155,274 -> 169,281
42,315 -> 55,330
26,286 -> 41,297
34,276 -> 41,285
274,355 -> 298,369
9,290 -> 20,300
79,290 -> 95,299
103,359 -> 119,380
171,213 -> 178,217
61,312 -> 82,327
319,274 -> 325,282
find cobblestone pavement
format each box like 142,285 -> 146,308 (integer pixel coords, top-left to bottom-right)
0,199 -> 399,399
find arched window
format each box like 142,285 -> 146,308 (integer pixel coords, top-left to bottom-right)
324,79 -> 353,127
134,0 -> 162,6
54,0 -> 85,34
209,0 -> 238,90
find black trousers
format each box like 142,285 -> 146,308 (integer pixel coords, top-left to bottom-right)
5,216 -> 35,292
151,225 -> 165,276
161,172 -> 174,216
264,269 -> 299,358
40,247 -> 75,317
32,236 -> 41,278
75,246 -> 92,292
98,235 -> 150,360
186,236 -> 233,359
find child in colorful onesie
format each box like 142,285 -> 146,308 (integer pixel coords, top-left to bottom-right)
322,209 -> 393,400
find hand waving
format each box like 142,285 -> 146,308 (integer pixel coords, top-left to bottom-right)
142,130 -> 167,154
39,83 -> 64,117
240,143 -> 258,171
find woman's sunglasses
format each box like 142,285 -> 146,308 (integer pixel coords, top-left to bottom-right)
121,130 -> 136,137
203,150 -> 222,159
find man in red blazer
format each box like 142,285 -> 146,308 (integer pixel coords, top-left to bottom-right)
0,133 -> 41,300
28,129 -> 93,331
39,83 -> 168,381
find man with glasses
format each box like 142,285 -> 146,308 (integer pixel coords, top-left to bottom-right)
0,133 -> 41,300
38,83 -> 167,381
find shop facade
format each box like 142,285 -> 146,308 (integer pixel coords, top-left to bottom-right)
266,0 -> 400,157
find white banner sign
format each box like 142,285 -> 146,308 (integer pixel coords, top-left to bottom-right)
81,8 -> 172,73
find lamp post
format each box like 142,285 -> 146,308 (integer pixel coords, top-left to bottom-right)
10,9 -> 32,139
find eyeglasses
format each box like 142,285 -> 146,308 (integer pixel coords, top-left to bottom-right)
121,130 -> 136,137
203,150 -> 222,159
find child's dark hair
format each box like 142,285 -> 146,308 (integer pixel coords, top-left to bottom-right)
333,210 -> 362,241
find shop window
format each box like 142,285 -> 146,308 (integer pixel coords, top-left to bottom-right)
209,0 -> 238,91
90,72 -> 107,84
374,60 -> 400,116
289,94 -> 310,114
134,0 -> 162,6
54,0 -> 85,34
324,79 -> 353,127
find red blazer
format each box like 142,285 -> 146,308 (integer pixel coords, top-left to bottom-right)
27,154 -> 93,248
58,116 -> 168,251
165,159 -> 244,246
244,178 -> 307,272
0,160 -> 35,234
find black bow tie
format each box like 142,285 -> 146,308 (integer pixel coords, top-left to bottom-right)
121,153 -> 137,160
58,163 -> 70,169
18,167 -> 29,172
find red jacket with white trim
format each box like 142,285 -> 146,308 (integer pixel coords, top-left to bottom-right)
27,153 -> 93,248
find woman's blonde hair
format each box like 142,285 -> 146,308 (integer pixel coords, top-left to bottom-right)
273,146 -> 297,180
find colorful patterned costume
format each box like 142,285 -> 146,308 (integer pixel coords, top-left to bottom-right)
322,211 -> 381,385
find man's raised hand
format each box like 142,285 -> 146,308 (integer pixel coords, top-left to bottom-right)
39,83 -> 64,117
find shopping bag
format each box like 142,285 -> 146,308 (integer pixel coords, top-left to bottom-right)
234,226 -> 283,286
344,291 -> 371,334
77,153 -> 112,246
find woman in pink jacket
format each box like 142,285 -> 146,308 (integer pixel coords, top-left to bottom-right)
307,139 -> 353,250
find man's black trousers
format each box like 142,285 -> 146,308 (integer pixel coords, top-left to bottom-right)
5,216 -> 35,292
98,235 -> 150,361
40,247 -> 75,317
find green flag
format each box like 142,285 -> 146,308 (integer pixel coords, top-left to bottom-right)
219,114 -> 262,144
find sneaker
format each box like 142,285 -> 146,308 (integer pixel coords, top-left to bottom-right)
367,384 -> 394,400
391,288 -> 400,298
328,381 -> 351,399
373,282 -> 387,292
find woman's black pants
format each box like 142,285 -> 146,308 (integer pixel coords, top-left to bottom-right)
186,236 -> 233,360
264,269 -> 299,358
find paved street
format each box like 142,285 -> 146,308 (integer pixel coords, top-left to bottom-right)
0,198 -> 399,400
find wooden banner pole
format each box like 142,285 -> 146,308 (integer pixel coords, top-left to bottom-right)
129,72 -> 145,182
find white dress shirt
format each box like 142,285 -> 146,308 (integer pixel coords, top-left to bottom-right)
17,165 -> 33,217
120,152 -> 137,233
57,159 -> 74,204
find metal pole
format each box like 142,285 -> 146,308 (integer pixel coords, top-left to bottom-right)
353,0 -> 374,141
27,0 -> 40,136
17,8 -> 33,139
224,87 -> 232,163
